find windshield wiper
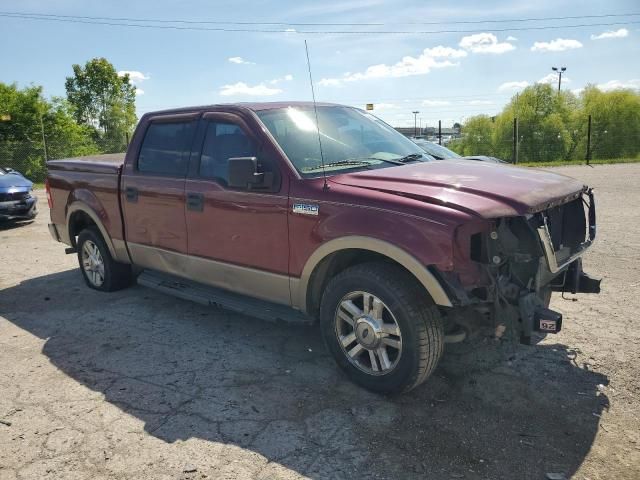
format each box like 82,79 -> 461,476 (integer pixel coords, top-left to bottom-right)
343,156 -> 408,165
396,153 -> 425,163
301,160 -> 373,173
301,156 -> 414,173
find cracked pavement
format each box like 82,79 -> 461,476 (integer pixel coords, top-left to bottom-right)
1,164 -> 639,479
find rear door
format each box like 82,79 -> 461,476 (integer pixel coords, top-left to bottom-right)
184,111 -> 291,304
121,113 -> 198,268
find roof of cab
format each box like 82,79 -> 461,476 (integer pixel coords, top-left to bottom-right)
141,101 -> 346,117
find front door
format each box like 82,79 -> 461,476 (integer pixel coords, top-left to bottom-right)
184,112 -> 290,305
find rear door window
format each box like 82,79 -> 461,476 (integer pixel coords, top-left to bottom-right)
138,121 -> 195,176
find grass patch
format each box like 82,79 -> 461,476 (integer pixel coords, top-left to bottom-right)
517,158 -> 640,167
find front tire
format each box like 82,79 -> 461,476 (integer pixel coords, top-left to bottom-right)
77,227 -> 132,292
320,262 -> 444,394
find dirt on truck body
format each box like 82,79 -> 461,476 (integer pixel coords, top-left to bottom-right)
46,102 -> 601,393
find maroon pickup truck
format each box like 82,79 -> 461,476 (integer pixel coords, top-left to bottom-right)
46,102 -> 601,393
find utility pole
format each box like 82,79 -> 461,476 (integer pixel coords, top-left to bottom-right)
438,120 -> 442,145
412,111 -> 419,137
39,109 -> 48,162
513,117 -> 519,164
586,114 -> 592,165
552,66 -> 566,92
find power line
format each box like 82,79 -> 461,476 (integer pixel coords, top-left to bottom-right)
1,12 -> 639,34
0,10 -> 638,27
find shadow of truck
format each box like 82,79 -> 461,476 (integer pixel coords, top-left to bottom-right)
0,269 -> 609,479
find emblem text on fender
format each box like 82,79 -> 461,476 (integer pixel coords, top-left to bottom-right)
292,203 -> 319,216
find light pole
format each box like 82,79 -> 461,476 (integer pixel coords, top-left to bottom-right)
412,111 -> 419,137
551,66 -> 566,92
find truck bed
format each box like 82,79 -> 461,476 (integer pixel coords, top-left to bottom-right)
46,153 -> 126,251
47,153 -> 125,175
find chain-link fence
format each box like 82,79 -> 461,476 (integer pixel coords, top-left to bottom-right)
0,135 -> 128,183
444,114 -> 640,164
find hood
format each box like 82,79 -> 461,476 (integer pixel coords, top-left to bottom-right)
462,155 -> 507,164
330,160 -> 586,218
0,170 -> 32,192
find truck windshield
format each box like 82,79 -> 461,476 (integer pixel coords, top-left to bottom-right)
256,106 -> 427,178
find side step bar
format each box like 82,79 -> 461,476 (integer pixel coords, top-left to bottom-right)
137,270 -> 313,325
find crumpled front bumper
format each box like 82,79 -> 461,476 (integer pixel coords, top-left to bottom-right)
536,188 -> 601,295
0,194 -> 37,221
537,188 -> 596,274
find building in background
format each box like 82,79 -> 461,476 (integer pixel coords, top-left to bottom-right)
394,125 -> 461,145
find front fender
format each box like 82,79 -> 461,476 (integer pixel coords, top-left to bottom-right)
292,236 -> 453,311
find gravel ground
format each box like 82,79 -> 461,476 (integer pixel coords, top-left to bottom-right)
0,163 -> 639,480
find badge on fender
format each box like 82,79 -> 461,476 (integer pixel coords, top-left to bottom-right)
292,203 -> 319,216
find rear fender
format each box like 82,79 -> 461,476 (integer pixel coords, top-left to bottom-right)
65,189 -> 128,262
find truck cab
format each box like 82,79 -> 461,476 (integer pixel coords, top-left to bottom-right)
46,102 -> 601,393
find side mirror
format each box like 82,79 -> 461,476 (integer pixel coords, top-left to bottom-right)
227,157 -> 273,189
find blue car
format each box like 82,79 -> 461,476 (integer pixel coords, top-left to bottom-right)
0,167 -> 37,221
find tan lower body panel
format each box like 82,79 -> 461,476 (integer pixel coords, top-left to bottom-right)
112,238 -> 130,263
127,243 -> 292,306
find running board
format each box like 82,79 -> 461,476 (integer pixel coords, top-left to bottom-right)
137,270 -> 313,325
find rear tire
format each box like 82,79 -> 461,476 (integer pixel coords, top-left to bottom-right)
320,262 -> 444,394
77,227 -> 132,292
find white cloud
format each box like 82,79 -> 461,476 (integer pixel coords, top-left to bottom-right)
422,99 -> 451,106
219,82 -> 282,96
228,56 -> 255,65
372,103 -> 397,110
135,88 -> 144,96
459,33 -> 515,54
531,38 -> 583,52
270,74 -> 294,84
422,46 -> 468,58
506,35 -> 518,42
591,28 -> 629,40
318,46 -> 465,86
498,81 -> 529,92
318,78 -> 342,87
538,73 -> 571,85
467,100 -> 494,105
596,79 -> 640,91
118,70 -> 150,84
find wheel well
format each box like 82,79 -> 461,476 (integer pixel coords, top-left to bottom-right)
306,248 -> 429,318
68,211 -> 97,247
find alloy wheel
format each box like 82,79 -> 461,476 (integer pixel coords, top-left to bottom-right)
81,240 -> 105,287
334,291 -> 402,375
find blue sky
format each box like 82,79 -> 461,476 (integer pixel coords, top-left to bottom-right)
1,0 -> 639,127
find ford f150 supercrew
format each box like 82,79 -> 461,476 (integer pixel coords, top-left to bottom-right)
46,102 -> 601,393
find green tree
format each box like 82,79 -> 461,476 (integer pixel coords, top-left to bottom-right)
495,84 -> 577,162
0,82 -> 99,181
453,83 -> 640,163
449,115 -> 496,156
580,86 -> 640,159
65,58 -> 137,152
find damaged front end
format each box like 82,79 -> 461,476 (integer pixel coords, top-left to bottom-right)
442,188 -> 601,345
